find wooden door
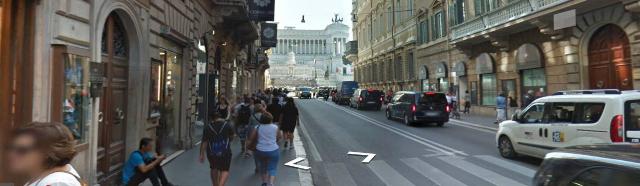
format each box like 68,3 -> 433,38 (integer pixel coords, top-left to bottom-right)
588,24 -> 634,90
97,13 -> 129,185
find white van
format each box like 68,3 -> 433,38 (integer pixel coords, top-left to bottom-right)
496,90 -> 640,159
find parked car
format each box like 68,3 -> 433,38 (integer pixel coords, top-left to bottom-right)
334,81 -> 358,105
350,89 -> 384,110
386,91 -> 450,126
318,89 -> 330,98
533,144 -> 640,186
496,89 -> 640,159
299,87 -> 312,99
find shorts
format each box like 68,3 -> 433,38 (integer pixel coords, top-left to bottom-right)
256,149 -> 280,176
236,125 -> 249,140
208,153 -> 231,171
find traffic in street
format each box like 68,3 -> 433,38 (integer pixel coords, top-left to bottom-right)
296,97 -> 539,186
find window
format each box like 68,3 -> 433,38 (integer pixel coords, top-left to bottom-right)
431,11 -> 445,40
396,0 -> 402,23
395,56 -> 403,80
62,54 -> 90,142
407,0 -> 414,18
474,0 -> 500,15
481,74 -> 496,106
577,103 -> 605,124
408,53 -> 415,79
522,68 -> 547,99
450,0 -> 465,25
388,6 -> 393,30
570,167 -> 640,186
438,78 -> 449,93
470,81 -> 478,104
417,20 -> 429,44
521,103 -> 545,124
547,103 -> 576,123
625,100 -> 640,130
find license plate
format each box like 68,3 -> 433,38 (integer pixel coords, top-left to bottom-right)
367,101 -> 376,104
425,112 -> 439,117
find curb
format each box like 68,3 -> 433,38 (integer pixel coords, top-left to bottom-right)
293,127 -> 314,186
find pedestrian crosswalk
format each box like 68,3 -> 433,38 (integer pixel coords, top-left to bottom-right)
323,154 -> 535,186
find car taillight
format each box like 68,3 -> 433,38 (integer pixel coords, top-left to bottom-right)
611,115 -> 624,142
411,104 -> 416,113
358,96 -> 363,102
446,105 -> 451,113
380,97 -> 383,102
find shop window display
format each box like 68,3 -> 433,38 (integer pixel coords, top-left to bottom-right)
63,54 -> 90,141
481,74 -> 496,106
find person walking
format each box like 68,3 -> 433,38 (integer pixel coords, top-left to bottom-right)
123,138 -> 173,186
279,97 -> 299,149
248,113 -> 282,186
266,97 -> 283,125
523,90 -> 536,109
495,92 -> 507,124
6,122 -> 83,186
233,97 -> 252,157
508,94 -> 518,119
216,97 -> 230,120
200,112 -> 234,186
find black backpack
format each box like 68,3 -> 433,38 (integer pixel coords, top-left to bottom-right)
207,122 -> 230,157
237,105 -> 251,125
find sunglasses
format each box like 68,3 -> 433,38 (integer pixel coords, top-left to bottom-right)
6,144 -> 36,155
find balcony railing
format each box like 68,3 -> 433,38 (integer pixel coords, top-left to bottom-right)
450,0 -> 569,41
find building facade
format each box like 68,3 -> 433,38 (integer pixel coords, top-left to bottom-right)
0,0 -> 269,184
351,0 -> 640,116
268,21 -> 353,88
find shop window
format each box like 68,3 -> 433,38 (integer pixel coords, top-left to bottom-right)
470,81 -> 478,105
521,68 -> 546,99
438,78 -> 448,93
502,79 -> 516,106
149,62 -> 162,118
63,54 -> 90,142
481,74 -> 496,106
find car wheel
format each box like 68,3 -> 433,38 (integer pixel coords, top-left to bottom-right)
498,136 -> 517,159
386,110 -> 392,120
437,122 -> 445,127
404,114 -> 412,126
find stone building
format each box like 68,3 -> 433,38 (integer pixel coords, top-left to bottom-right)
0,0 -> 268,184
269,21 -> 354,88
351,0 -> 640,116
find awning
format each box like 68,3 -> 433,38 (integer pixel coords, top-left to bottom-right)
435,62 -> 447,78
475,53 -> 494,74
452,61 -> 466,76
419,65 -> 429,80
516,43 -> 543,70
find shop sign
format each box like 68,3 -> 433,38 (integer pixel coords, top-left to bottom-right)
475,53 -> 494,74
435,62 -> 447,78
249,0 -> 275,21
261,23 -> 278,47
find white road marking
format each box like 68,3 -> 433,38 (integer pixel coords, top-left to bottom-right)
347,151 -> 377,163
324,163 -> 358,186
293,128 -> 314,185
474,155 -> 536,178
284,157 -> 311,170
321,100 -> 467,156
369,160 -> 416,186
438,156 -> 526,186
449,119 -> 498,133
401,157 -> 467,186
298,115 -> 323,162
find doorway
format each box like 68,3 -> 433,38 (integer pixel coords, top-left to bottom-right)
588,24 -> 633,90
97,13 -> 129,185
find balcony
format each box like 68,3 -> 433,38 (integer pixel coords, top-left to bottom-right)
450,0 -> 570,42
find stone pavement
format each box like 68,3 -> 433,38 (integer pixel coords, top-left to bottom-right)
142,136 -> 304,186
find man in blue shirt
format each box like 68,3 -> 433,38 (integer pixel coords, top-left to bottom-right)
495,92 -> 507,124
122,138 -> 173,186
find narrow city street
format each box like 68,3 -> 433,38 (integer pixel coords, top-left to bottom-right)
296,98 -> 540,186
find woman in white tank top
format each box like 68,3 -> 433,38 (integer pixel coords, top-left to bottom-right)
249,113 -> 282,186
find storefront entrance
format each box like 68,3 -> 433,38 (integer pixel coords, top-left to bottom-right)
155,50 -> 183,155
97,13 -> 129,185
588,24 -> 633,90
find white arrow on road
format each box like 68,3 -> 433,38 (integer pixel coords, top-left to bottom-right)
348,151 -> 376,163
284,157 -> 311,170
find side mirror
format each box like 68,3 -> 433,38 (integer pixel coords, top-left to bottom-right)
511,111 -> 520,121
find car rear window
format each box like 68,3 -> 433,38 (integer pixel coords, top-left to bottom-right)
625,100 -> 640,131
364,90 -> 383,97
419,93 -> 447,105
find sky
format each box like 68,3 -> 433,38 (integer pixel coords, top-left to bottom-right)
274,0 -> 353,36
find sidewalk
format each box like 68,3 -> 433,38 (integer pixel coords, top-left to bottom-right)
448,112 -> 501,131
143,136 -> 303,186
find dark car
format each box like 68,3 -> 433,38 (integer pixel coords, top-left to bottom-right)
350,89 -> 384,110
386,91 -> 450,126
335,81 -> 358,105
299,87 -> 312,99
534,144 -> 640,186
317,88 -> 330,98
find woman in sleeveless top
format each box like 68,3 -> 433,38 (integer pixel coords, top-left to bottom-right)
249,113 -> 282,186
279,97 -> 299,149
217,97 -> 230,120
7,122 -> 82,186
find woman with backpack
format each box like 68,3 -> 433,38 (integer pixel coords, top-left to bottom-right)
248,113 -> 282,186
279,97 -> 299,149
200,112 -> 234,186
